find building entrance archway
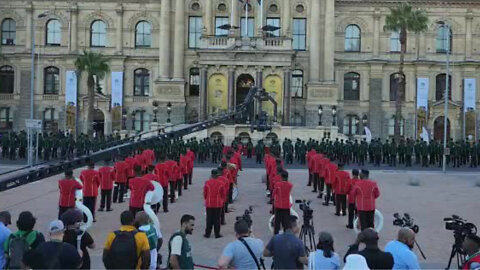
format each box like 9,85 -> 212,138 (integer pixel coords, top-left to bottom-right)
93,109 -> 105,137
433,116 -> 450,142
236,74 -> 255,123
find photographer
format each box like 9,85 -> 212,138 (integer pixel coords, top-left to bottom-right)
385,228 -> 420,270
462,234 -> 480,270
218,219 -> 264,270
344,228 -> 393,270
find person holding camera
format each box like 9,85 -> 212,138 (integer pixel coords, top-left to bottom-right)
344,228 -> 393,270
218,219 -> 264,270
462,234 -> 480,270
272,171 -> 293,235
384,228 -> 420,270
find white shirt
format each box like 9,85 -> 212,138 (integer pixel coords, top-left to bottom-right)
170,235 -> 183,256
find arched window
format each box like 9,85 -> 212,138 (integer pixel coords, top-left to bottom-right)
390,30 -> 400,52
345,24 -> 361,52
389,73 -> 405,102
1,19 -> 16,45
344,72 -> 360,100
0,66 -> 14,94
388,116 -> 405,137
436,24 -> 452,53
135,21 -> 151,48
134,68 -> 150,96
189,68 -> 200,96
343,115 -> 359,136
90,20 -> 106,47
133,110 -> 150,132
436,73 -> 452,101
291,70 -> 303,98
46,19 -> 61,45
44,67 -> 60,94
43,108 -> 58,132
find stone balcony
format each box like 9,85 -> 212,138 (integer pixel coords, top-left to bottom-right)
198,35 -> 292,51
0,93 -> 15,101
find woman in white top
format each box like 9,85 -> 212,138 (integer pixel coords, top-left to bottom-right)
308,232 -> 341,270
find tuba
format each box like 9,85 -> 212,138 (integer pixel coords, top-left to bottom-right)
144,181 -> 164,234
353,209 -> 384,234
268,195 -> 299,233
74,178 -> 93,232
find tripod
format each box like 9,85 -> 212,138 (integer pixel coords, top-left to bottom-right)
299,216 -> 315,252
446,242 -> 465,269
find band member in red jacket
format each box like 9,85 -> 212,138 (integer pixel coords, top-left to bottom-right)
217,166 -> 230,225
155,159 -> 170,212
174,158 -> 184,197
128,165 -> 154,216
143,165 -> 160,213
124,155 -> 137,179
80,161 -> 100,221
98,158 -> 115,212
273,171 -> 293,235
113,158 -> 129,203
164,158 -> 178,203
352,169 -> 380,231
346,169 -> 360,229
312,153 -> 323,193
203,169 -> 226,238
323,162 -> 337,206
186,148 -> 195,185
180,152 -> 189,190
306,149 -> 317,186
332,163 -> 350,216
143,149 -> 155,167
58,169 -> 82,219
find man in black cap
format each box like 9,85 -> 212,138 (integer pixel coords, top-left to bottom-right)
203,169 -> 225,238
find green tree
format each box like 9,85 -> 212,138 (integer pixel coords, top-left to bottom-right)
75,50 -> 110,138
385,3 -> 428,142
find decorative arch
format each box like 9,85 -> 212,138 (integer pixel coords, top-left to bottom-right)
39,12 -> 68,28
82,12 -> 114,29
292,1 -> 308,14
210,131 -> 224,143
215,0 -> 230,14
0,10 -> 24,27
188,0 -> 203,12
127,11 -> 160,31
336,16 -> 369,33
429,18 -> 462,33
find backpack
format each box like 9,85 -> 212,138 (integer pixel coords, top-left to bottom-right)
6,232 -> 34,269
104,231 -> 138,269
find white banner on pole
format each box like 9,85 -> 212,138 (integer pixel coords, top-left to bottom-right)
111,72 -> 124,132
416,77 -> 429,111
364,127 -> 372,143
421,126 -> 430,144
65,71 -> 77,133
464,78 -> 476,112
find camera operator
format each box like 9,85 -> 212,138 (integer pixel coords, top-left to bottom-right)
384,228 -> 420,270
218,219 -> 264,270
462,234 -> 480,270
343,228 -> 393,270
273,171 -> 293,235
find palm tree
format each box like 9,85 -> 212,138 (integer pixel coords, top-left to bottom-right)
75,50 -> 110,138
385,3 -> 428,142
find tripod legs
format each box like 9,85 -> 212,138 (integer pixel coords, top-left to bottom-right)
446,244 -> 465,270
299,225 -> 315,252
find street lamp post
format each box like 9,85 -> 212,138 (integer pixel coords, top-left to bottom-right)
152,100 -> 159,122
331,106 -> 337,126
166,102 -> 172,124
362,114 -> 368,127
439,22 -> 450,173
318,105 -> 323,126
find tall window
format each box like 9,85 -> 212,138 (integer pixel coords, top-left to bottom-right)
266,18 -> 281,37
134,68 -> 150,96
344,72 -> 360,100
292,18 -> 306,50
44,67 -> 60,94
390,30 -> 400,52
240,17 -> 254,37
436,25 -> 452,53
188,17 -> 203,49
133,110 -> 150,132
1,19 -> 16,45
0,107 -> 12,130
215,17 -> 229,36
291,70 -> 303,98
343,115 -> 359,136
388,116 -> 405,136
389,73 -> 405,101
189,68 -> 200,96
344,24 -> 361,52
0,66 -> 14,94
46,19 -> 61,46
90,20 -> 106,47
436,73 -> 452,101
43,108 -> 58,132
135,21 -> 151,48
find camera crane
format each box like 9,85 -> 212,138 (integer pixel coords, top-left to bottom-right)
0,86 -> 277,191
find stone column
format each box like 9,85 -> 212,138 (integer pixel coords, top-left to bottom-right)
228,67 -> 235,110
283,69 -> 292,125
173,0 -> 185,80
309,0 -> 321,82
204,0 -> 213,35
70,6 -> 78,52
418,33 -> 426,58
282,0 -> 291,36
230,0 -> 239,36
26,5 -> 33,51
256,68 -> 263,88
465,12 -> 473,59
159,0 -> 171,80
199,66 -> 208,120
323,0 -> 335,81
373,10 -> 380,57
115,4 -> 123,54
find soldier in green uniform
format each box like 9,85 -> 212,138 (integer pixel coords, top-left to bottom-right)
18,131 -> 27,159
405,138 -> 413,167
2,132 -> 9,159
255,139 -> 264,164
421,141 -> 429,167
246,138 -> 253,159
398,139 -> 405,165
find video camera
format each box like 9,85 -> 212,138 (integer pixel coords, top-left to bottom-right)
236,206 -> 253,228
295,199 -> 313,221
444,215 -> 477,237
393,213 -> 419,233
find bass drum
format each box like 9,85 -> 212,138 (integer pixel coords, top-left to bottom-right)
353,209 -> 384,234
73,178 -> 93,233
232,185 -> 239,202
268,196 -> 299,233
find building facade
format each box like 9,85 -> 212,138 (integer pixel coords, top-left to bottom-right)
1,0 -> 480,141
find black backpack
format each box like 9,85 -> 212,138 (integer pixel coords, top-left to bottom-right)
6,232 -> 35,269
104,231 -> 138,269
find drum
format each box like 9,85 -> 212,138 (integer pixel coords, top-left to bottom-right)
353,209 -> 384,234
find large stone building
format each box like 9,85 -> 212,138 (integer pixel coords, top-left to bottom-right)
0,0 -> 479,142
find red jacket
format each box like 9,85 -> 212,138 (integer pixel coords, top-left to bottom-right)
80,169 -> 100,197
124,157 -> 138,177
163,160 -> 177,182
154,163 -> 169,187
312,154 -> 324,174
143,149 -> 155,166
306,150 -> 317,171
273,181 -> 293,209
324,163 -> 337,185
129,177 -> 154,208
203,178 -> 226,208
352,179 -> 380,211
333,170 -> 350,195
98,166 -> 115,190
143,173 -> 158,183
218,175 -> 230,199
186,150 -> 195,172
135,154 -> 147,171
269,172 -> 282,192
58,178 -> 83,207
114,161 -> 129,183
179,155 -> 189,175
347,177 -> 361,204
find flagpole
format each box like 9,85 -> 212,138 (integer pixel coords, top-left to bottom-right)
260,0 -> 263,29
231,0 -> 234,26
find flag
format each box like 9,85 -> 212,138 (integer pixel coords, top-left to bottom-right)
364,127 -> 372,143
421,126 -> 429,144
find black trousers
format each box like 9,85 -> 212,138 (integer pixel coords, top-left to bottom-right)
256,154 -> 262,164
162,185 -> 169,211
100,190 -> 112,210
247,150 -> 252,159
177,180 -> 182,196
113,183 -> 127,203
169,182 -> 176,202
319,176 -> 325,193
205,207 -> 222,237
308,172 -> 312,186
58,206 -> 73,219
359,210 -> 375,231
274,208 -> 290,235
188,172 -> 192,185
129,207 -> 142,217
335,194 -> 347,215
347,203 -> 356,227
324,184 -> 333,205
183,174 -> 188,189
83,196 -> 96,219
228,184 -> 233,203
221,202 -> 228,224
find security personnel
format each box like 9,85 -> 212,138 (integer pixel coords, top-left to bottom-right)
333,163 -> 349,216
273,170 -> 293,235
80,160 -> 100,221
113,158 -> 129,203
155,159 -> 170,212
128,165 -> 154,216
323,162 -> 338,206
98,158 -> 115,212
346,169 -> 360,229
351,169 -> 380,231
203,169 -> 225,238
58,169 -> 82,219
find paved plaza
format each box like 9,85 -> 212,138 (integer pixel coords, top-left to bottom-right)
1,164 -> 480,269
